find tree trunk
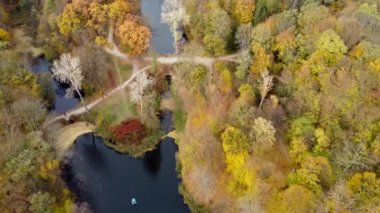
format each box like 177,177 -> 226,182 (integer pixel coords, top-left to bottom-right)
259,96 -> 265,110
292,0 -> 299,9
173,23 -> 180,55
140,95 -> 143,114
175,39 -> 179,55
75,87 -> 89,114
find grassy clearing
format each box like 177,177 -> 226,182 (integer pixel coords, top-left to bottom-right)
79,57 -> 133,105
172,83 -> 187,133
113,58 -> 133,84
93,90 -> 137,125
174,104 -> 186,133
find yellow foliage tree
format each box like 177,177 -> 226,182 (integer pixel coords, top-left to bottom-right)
233,0 -> 255,24
39,160 -> 59,181
273,29 -> 296,62
347,172 -> 380,206
109,0 -> 134,22
268,185 -> 317,213
238,84 -> 255,104
312,128 -> 330,155
369,58 -> 380,73
0,28 -> 10,41
289,138 -> 309,164
220,68 -> 232,93
57,4 -> 83,36
315,29 -> 347,65
87,3 -> 108,32
250,43 -> 270,75
221,126 -> 255,195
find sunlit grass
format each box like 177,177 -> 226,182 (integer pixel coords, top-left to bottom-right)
94,90 -> 137,125
113,58 -> 133,84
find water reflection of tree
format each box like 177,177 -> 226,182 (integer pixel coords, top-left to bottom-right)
80,134 -> 108,174
143,143 -> 162,177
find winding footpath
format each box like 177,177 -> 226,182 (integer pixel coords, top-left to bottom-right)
43,37 -> 242,127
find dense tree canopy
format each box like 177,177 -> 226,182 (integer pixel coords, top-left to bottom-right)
57,0 -> 151,56
1,0 -> 380,212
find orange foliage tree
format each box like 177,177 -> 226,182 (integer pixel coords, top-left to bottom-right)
116,20 -> 151,56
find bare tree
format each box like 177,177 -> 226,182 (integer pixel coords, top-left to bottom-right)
235,23 -> 252,51
128,71 -> 153,113
10,98 -> 47,131
188,165 -> 217,203
250,117 -> 276,153
0,108 -> 22,150
259,70 -> 274,109
292,0 -> 300,9
334,141 -> 378,174
161,0 -> 189,54
51,53 -> 89,114
326,182 -> 354,212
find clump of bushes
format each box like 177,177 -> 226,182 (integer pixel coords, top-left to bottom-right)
111,119 -> 145,143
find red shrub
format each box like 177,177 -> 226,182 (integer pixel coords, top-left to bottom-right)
111,119 -> 145,142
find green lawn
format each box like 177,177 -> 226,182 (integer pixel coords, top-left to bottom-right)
94,90 -> 137,125
113,58 -> 133,85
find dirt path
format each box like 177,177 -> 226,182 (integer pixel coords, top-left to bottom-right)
44,31 -> 241,126
55,122 -> 96,156
105,44 -> 241,67
43,65 -> 151,127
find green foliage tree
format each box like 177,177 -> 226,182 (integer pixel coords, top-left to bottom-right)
315,29 -> 347,65
312,128 -> 330,155
203,2 -> 231,55
253,0 -> 282,25
189,65 -> 207,86
28,192 -> 56,213
203,34 -> 226,56
222,126 -> 250,154
288,116 -> 315,142
229,87 -> 256,128
235,51 -> 251,79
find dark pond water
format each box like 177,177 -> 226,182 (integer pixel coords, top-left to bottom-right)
30,57 -> 79,113
63,1 -> 189,212
64,111 -> 188,213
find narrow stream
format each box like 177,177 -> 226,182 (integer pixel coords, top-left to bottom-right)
30,56 -> 79,113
